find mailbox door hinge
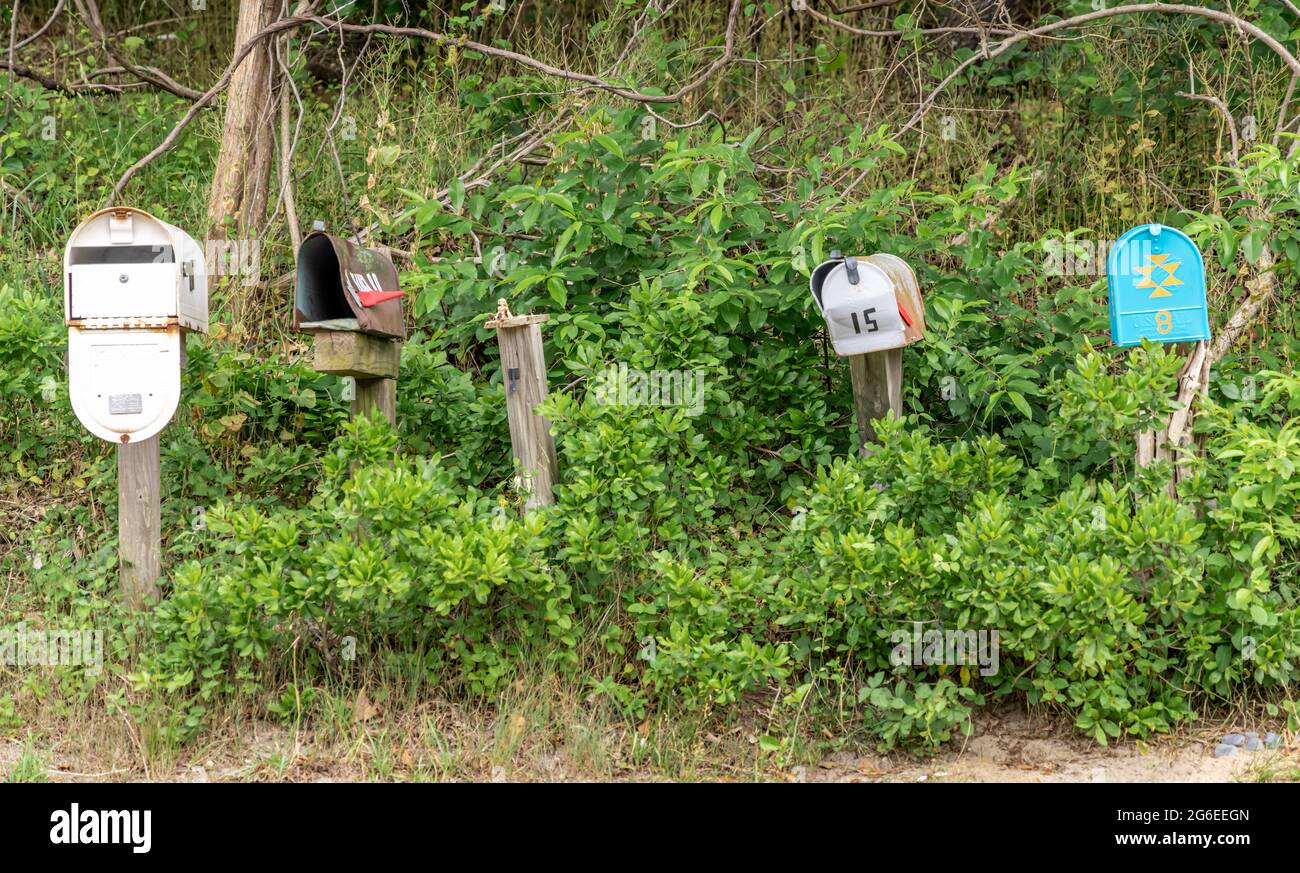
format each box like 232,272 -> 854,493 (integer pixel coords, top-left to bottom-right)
78,316 -> 171,330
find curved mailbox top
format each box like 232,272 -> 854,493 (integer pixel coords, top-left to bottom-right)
1106,223 -> 1210,346
64,206 -> 207,332
294,232 -> 405,339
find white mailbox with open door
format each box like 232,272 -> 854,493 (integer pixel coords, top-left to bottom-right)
64,207 -> 207,444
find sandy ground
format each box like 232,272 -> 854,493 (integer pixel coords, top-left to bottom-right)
5,702 -> 1293,782
807,706 -> 1293,783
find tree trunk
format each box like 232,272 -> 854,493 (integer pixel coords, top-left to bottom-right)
207,0 -> 282,240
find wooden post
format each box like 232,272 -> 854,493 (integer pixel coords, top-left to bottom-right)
118,434 -> 161,608
849,347 -> 903,455
352,377 -> 396,425
309,330 -> 400,426
492,314 -> 557,510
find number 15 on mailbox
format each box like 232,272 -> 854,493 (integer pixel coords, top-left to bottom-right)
1106,223 -> 1210,346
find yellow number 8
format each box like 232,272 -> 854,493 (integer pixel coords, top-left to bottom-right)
1155,310 -> 1172,334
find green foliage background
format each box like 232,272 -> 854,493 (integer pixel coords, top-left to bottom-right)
2,0 -> 1300,759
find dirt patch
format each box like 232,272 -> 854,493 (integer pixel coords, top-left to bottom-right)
806,706 -> 1295,783
7,698 -> 1295,783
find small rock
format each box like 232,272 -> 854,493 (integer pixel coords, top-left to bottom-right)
1221,733 -> 1246,746
1264,732 -> 1282,749
1213,744 -> 1237,758
1245,737 -> 1262,752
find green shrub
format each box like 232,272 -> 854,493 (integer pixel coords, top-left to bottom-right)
138,415 -> 577,719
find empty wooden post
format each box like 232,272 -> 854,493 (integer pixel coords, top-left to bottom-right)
492,314 -> 557,510
310,329 -> 400,426
118,434 -> 162,608
849,347 -> 903,455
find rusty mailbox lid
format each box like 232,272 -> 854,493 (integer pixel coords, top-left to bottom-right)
294,231 -> 405,339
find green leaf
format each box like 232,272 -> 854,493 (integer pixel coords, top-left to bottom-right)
1242,231 -> 1264,266
547,276 -> 568,306
709,203 -> 725,233
593,134 -> 624,160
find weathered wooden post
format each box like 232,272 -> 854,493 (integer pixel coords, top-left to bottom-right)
1106,223 -> 1211,490
117,435 -> 162,606
63,207 -> 209,608
488,302 -> 557,510
810,252 -> 925,455
848,349 -> 903,451
294,230 -> 406,426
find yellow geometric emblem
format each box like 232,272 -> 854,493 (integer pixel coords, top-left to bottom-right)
1134,253 -> 1182,298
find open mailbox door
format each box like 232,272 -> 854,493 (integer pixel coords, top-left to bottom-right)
63,207 -> 206,443
293,232 -> 405,339
809,251 -> 925,357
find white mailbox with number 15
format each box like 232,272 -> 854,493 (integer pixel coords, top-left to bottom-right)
809,251 -> 925,357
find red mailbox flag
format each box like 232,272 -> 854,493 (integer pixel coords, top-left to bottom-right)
357,290 -> 404,307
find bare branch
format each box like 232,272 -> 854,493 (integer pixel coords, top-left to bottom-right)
109,15 -> 307,204
74,0 -> 202,99
805,4 -> 1017,38
111,1 -> 745,203
644,105 -> 726,133
901,4 -> 1300,136
1177,90 -> 1240,169
1273,72 -> 1297,147
6,0 -> 20,111
14,0 -> 65,51
833,1 -> 902,11
81,63 -> 202,98
294,0 -> 743,105
61,15 -> 188,61
1,58 -> 75,93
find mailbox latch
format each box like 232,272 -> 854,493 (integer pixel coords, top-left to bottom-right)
108,211 -> 135,245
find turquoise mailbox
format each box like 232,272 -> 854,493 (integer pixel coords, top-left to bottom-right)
1107,223 -> 1210,346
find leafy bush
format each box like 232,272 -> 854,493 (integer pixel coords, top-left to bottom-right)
138,415 -> 577,724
